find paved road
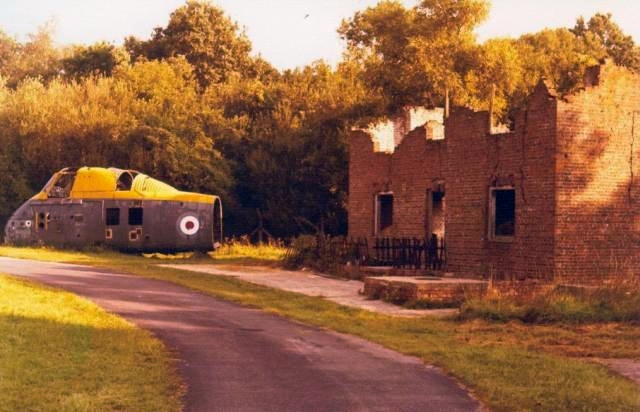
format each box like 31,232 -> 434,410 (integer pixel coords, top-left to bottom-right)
0,257 -> 482,412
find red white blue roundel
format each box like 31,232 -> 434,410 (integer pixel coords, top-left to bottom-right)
178,215 -> 200,236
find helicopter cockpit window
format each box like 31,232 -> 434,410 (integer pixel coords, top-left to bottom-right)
116,171 -> 134,191
48,172 -> 76,198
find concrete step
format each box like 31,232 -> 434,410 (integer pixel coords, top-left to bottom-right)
363,276 -> 488,305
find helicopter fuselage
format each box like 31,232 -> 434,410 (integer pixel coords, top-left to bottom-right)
4,167 -> 222,253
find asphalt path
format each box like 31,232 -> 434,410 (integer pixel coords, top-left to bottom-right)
0,257 -> 482,412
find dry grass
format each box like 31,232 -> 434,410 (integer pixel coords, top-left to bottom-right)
459,280 -> 640,323
210,238 -> 287,262
454,320 -> 640,359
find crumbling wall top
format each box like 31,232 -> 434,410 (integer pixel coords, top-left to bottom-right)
357,106 -> 445,153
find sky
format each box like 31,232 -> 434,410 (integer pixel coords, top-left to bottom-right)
0,0 -> 639,71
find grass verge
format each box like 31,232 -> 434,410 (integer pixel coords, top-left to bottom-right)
0,273 -> 182,412
459,283 -> 640,324
1,246 -> 639,411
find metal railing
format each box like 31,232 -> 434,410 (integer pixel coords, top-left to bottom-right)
370,236 -> 446,270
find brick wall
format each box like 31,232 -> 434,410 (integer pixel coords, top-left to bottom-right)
507,81 -> 557,281
555,63 -> 640,284
442,108 -> 494,278
441,95 -> 558,280
389,126 -> 444,238
349,98 -> 557,280
348,130 -> 392,239
349,62 -> 640,284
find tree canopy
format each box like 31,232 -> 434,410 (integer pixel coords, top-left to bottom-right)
61,42 -> 127,80
125,0 -> 263,89
339,0 -> 489,112
0,24 -> 60,89
572,13 -> 640,71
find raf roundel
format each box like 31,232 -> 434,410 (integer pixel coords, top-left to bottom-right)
178,215 -> 200,236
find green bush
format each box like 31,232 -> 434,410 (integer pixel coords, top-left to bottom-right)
283,235 -> 353,274
283,235 -> 323,270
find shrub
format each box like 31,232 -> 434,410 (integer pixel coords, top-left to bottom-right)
282,235 -> 318,269
283,234 -> 354,274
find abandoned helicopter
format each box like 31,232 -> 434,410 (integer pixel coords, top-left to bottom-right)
4,167 -> 222,252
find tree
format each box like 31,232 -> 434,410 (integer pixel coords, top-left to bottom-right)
572,13 -> 640,72
512,28 -> 596,99
1,56 -> 233,204
460,39 -> 522,119
464,14 -> 639,121
0,79 -> 31,238
125,0 -> 255,89
61,42 -> 128,80
339,0 -> 489,112
410,0 -> 489,103
4,24 -> 60,88
205,61 -> 370,237
115,125 -> 233,198
339,1 -> 421,112
111,57 -> 234,197
0,30 -> 18,75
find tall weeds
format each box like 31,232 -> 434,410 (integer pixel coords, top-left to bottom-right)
458,278 -> 640,324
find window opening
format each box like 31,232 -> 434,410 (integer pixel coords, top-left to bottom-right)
36,212 -> 49,231
375,193 -> 393,234
128,207 -> 143,225
106,208 -> 120,226
48,172 -> 76,198
116,171 -> 134,191
490,188 -> 515,239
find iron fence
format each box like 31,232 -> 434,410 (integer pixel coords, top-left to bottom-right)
370,236 -> 446,270
285,235 -> 446,272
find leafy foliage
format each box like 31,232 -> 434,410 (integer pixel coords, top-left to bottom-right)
339,0 -> 489,112
205,61 -> 372,236
0,24 -> 60,88
61,42 -> 127,80
125,0 -> 258,89
572,13 -> 640,71
339,2 -> 640,122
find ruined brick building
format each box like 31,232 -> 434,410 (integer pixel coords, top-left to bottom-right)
348,62 -> 640,284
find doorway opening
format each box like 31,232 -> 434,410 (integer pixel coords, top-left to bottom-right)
426,187 -> 445,240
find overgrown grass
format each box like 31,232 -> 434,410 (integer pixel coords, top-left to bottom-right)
402,297 -> 464,309
1,246 -> 639,411
208,239 -> 287,264
459,283 -> 640,324
0,273 -> 182,412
